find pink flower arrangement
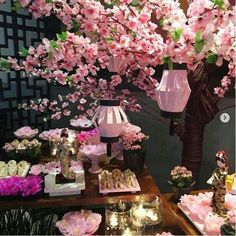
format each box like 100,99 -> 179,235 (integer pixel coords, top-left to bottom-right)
14,126 -> 38,139
29,160 -> 83,175
39,129 -> 62,141
121,131 -> 149,151
56,210 -> 102,236
180,191 -> 236,234
0,175 -> 42,197
169,166 -> 194,188
203,212 -> 225,235
77,128 -> 100,146
180,192 -> 213,223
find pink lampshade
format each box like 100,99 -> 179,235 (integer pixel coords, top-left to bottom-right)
107,55 -> 127,73
92,99 -> 128,140
155,64 -> 191,119
92,99 -> 128,156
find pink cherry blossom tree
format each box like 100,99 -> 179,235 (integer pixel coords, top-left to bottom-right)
0,0 -> 235,179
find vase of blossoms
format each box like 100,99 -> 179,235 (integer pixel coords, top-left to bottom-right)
3,139 -> 41,164
121,131 -> 149,175
168,166 -> 195,201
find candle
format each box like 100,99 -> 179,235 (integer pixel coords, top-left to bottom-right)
146,210 -> 158,222
109,214 -> 118,228
133,205 -> 146,220
122,227 -> 132,236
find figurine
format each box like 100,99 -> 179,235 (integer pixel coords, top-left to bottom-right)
58,129 -> 77,180
211,150 -> 228,218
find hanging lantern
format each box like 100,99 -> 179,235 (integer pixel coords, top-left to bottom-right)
155,63 -> 191,135
107,55 -> 128,73
155,63 -> 191,119
92,99 -> 128,157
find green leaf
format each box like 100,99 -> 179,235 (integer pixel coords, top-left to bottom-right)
56,32 -> 67,42
0,58 -> 11,71
12,1 -> 23,11
162,56 -> 173,70
130,0 -> 139,7
131,31 -> 137,38
159,19 -> 164,27
194,30 -> 205,54
66,76 -> 73,83
212,0 -> 225,10
195,30 -> 203,42
172,28 -> 183,42
206,53 -> 218,64
71,18 -> 80,32
106,37 -> 114,44
45,0 -> 52,3
19,47 -> 29,57
50,40 -> 59,49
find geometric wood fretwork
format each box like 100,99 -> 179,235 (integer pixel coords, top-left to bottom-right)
0,1 -> 60,145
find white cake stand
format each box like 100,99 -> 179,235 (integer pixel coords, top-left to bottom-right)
80,144 -> 107,174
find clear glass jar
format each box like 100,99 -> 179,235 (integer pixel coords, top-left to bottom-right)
105,202 -> 132,235
131,196 -> 163,235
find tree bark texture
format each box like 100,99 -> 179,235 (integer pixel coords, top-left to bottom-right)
180,62 -> 219,181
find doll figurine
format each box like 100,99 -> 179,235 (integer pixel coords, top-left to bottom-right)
211,150 -> 228,218
58,129 -> 76,180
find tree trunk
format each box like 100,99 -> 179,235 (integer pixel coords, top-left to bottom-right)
179,62 -> 219,181
181,115 -> 205,181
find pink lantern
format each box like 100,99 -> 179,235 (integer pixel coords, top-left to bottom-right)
92,99 -> 128,156
155,63 -> 191,119
107,55 -> 128,73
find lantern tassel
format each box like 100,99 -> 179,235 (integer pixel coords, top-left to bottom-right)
107,143 -> 112,157
169,119 -> 180,136
169,119 -> 175,136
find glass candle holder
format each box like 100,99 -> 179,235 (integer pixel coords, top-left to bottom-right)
131,196 -> 163,235
105,202 -> 132,235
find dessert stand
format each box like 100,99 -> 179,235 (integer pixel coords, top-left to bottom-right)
44,169 -> 85,196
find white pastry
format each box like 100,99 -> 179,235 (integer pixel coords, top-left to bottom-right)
7,160 -> 17,176
0,161 -> 5,171
0,166 -> 8,177
17,161 -> 28,176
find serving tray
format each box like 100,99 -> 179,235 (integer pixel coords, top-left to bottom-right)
98,172 -> 141,195
178,203 -> 205,235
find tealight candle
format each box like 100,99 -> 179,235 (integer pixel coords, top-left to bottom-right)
146,210 -> 158,222
122,227 -> 132,236
109,214 -> 118,228
133,205 -> 146,220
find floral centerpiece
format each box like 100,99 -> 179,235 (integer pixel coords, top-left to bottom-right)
3,139 -> 41,164
14,126 -> 38,140
121,131 -> 149,174
168,166 -> 195,200
0,175 -> 43,197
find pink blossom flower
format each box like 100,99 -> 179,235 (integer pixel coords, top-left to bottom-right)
14,126 -> 38,139
227,209 -> 236,226
56,210 -> 102,236
83,6 -> 100,19
29,164 -> 45,176
203,212 -> 225,235
110,75 -> 122,87
138,13 -> 150,24
44,161 -> 61,174
214,87 -> 225,97
19,0 -> 30,8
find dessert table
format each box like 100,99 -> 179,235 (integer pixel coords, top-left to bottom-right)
0,157 -> 186,235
